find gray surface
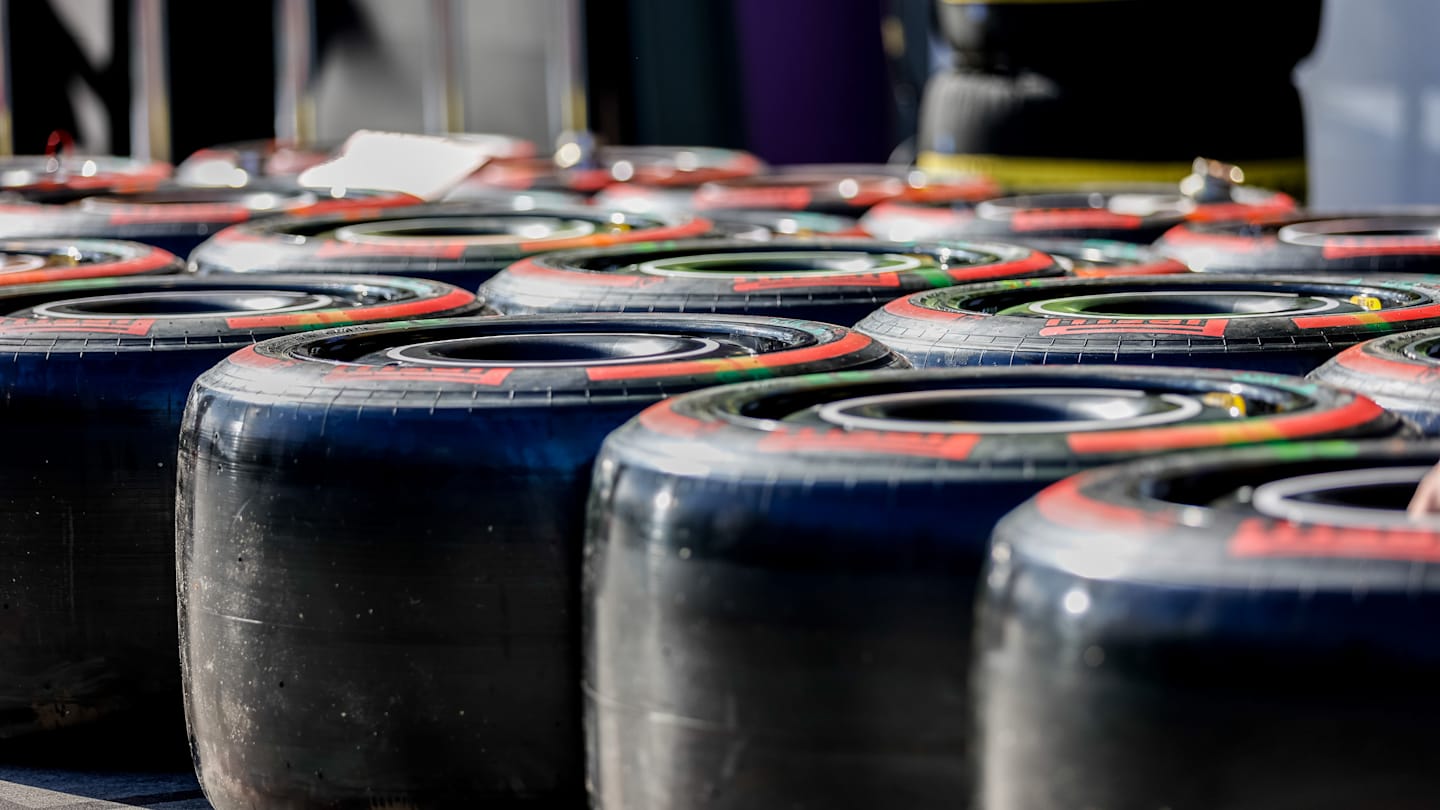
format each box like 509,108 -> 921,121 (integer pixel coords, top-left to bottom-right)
0,769 -> 207,809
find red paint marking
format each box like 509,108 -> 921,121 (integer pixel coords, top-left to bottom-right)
106,203 -> 255,225
586,330 -> 873,381
1037,318 -> 1229,338
1067,396 -> 1385,455
503,257 -> 665,288
0,246 -> 177,285
314,239 -> 469,260
226,345 -> 298,369
322,365 -> 513,386
694,186 -> 814,211
1033,474 -> 1161,531
295,194 -> 419,217
1187,195 -> 1297,223
1156,224 -> 1270,252
881,296 -> 979,323
755,426 -> 980,461
732,272 -> 902,293
636,401 -> 726,438
1331,342 -> 1440,383
1229,517 -> 1440,563
1009,209 -> 1147,233
1293,302 -> 1440,330
225,287 -> 475,329
0,317 -> 155,336
1321,238 -> 1440,260
513,216 -> 712,253
946,251 -> 1057,282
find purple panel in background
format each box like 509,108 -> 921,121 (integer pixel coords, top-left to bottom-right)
733,0 -> 895,166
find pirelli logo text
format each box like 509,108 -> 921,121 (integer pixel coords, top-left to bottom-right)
1038,318 -> 1229,338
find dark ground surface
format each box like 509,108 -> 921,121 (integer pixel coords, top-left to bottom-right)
0,768 -> 206,809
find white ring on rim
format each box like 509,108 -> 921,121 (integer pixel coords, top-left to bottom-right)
333,216 -> 599,246
635,251 -> 924,279
815,387 -> 1205,435
30,290 -> 340,319
1023,291 -> 1343,320
1251,467 -> 1440,530
383,332 -> 726,368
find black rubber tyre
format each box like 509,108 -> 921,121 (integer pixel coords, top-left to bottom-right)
0,275 -> 480,758
961,190 -> 1190,242
978,439 -> 1440,810
190,204 -> 714,291
0,238 -> 183,284
1013,239 -> 1188,278
693,165 -> 911,215
176,314 -> 900,810
475,146 -> 765,194
0,182 -> 416,258
916,68 -> 1312,199
704,210 -> 865,240
478,238 -> 1065,325
861,188 -> 1293,243
1159,213 -> 1440,273
584,365 -> 1400,810
855,274 -> 1440,374
1311,326 -> 1440,435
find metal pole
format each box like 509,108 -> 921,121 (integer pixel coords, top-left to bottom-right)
0,0 -> 12,156
422,0 -> 465,134
546,0 -> 590,164
274,0 -> 316,146
130,0 -> 169,161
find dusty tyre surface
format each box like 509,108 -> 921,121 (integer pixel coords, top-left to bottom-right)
978,439 -> 1440,810
177,314 -> 900,810
584,365 -> 1400,810
856,274 -> 1440,375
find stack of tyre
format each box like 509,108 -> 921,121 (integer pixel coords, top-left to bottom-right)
1,137 -> 1438,810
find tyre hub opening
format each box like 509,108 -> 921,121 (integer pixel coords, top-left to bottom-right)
27,290 -> 340,318
1250,467 -> 1440,529
809,388 -> 1207,434
383,332 -> 733,367
1015,290 -> 1345,319
635,251 -> 925,278
333,216 -> 599,246
1279,217 -> 1440,247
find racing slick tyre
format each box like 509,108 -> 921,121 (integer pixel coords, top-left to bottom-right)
855,274 -> 1440,375
190,204 -> 713,291
976,439 -> 1440,810
177,314 -> 901,809
1311,326 -> 1440,435
0,274 -> 479,757
1158,213 -> 1440,274
479,238 -> 1065,325
0,238 -> 183,284
583,365 -> 1400,810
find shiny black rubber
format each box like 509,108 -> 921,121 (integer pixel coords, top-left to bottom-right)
855,274 -> 1440,375
978,439 -> 1440,810
583,367 -> 1401,810
478,238 -> 1064,326
0,274 -> 479,760
177,314 -> 901,810
1311,327 -> 1440,435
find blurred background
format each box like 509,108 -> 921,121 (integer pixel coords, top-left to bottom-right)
11,0 -> 1436,208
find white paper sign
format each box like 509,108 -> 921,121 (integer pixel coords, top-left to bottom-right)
298,130 -> 496,201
